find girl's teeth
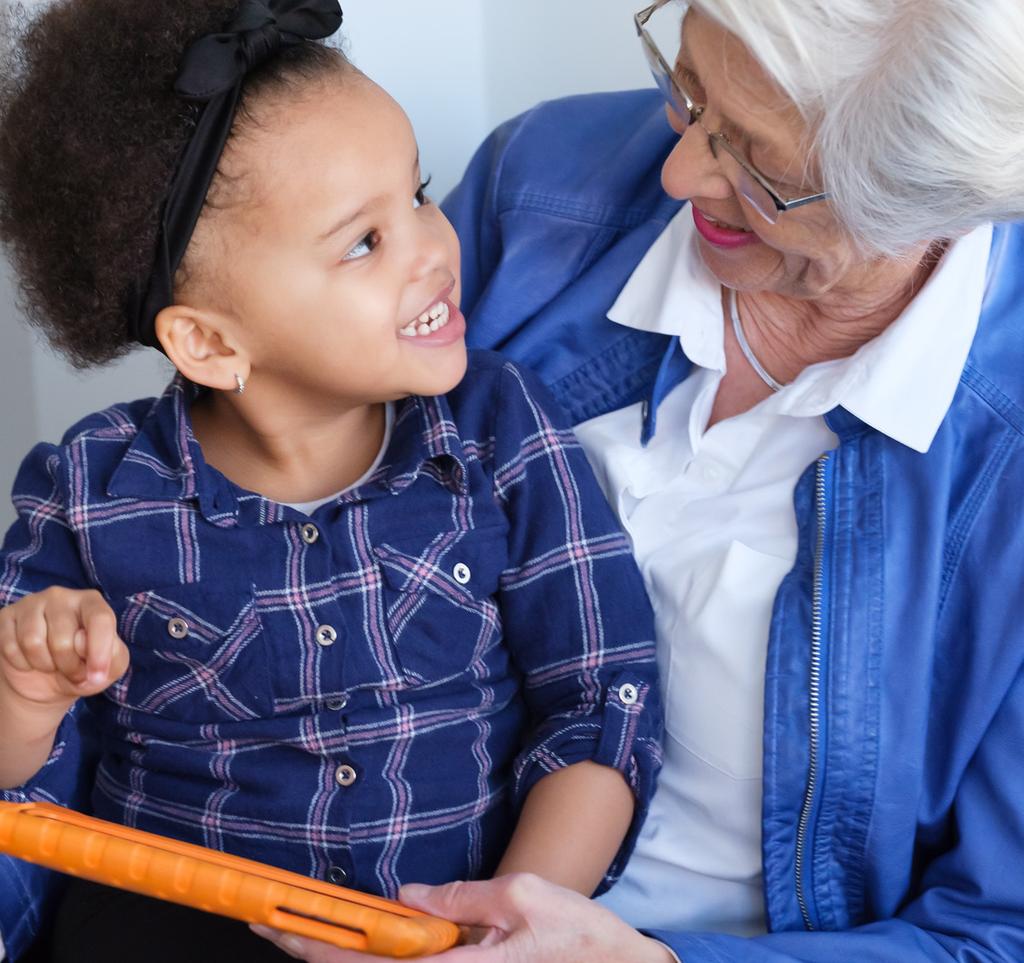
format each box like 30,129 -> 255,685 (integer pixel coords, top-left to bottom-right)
401,301 -> 450,337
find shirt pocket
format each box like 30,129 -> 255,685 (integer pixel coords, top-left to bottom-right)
372,528 -> 508,687
107,582 -> 274,723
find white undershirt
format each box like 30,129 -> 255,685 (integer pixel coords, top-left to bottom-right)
282,402 -> 394,515
584,209 -> 992,935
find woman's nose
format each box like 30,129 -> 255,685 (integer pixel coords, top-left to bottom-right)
661,115 -> 734,204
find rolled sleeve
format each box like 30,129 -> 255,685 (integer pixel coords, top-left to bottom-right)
512,668 -> 662,891
492,360 -> 663,892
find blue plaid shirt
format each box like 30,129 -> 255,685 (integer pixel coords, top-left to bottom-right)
1,351 -> 661,898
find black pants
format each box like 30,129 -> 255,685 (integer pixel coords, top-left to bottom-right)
49,877 -> 295,962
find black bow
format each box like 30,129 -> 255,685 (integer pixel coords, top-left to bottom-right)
175,0 -> 344,101
127,0 -> 343,349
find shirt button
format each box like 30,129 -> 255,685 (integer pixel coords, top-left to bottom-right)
453,562 -> 472,585
167,617 -> 189,639
618,683 -> 640,705
326,694 -> 349,711
315,625 -> 338,647
301,523 -> 320,545
335,764 -> 358,788
327,866 -> 348,885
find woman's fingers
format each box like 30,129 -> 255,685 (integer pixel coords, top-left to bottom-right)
249,926 -> 385,962
399,876 -> 531,930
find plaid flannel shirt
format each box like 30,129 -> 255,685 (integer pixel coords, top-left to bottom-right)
1,350 -> 661,900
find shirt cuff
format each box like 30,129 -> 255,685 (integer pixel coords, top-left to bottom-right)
511,669 -> 663,894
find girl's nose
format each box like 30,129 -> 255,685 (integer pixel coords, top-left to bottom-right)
408,214 -> 453,284
660,108 -> 733,204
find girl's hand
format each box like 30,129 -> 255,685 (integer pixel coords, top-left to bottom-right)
0,587 -> 129,708
251,874 -> 677,963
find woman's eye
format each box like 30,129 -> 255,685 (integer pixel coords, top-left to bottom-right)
676,66 -> 705,101
342,231 -> 379,262
414,175 -> 433,209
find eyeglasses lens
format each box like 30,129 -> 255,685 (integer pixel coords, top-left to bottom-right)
713,140 -> 780,224
641,35 -> 692,122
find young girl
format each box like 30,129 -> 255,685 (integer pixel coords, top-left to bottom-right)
0,0 -> 661,958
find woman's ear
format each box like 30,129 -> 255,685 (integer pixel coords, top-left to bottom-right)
154,304 -> 250,393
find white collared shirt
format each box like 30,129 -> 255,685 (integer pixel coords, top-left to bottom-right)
586,208 -> 992,935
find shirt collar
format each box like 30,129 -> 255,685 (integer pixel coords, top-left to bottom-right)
609,205 -> 993,453
108,375 -> 470,523
352,393 -> 469,501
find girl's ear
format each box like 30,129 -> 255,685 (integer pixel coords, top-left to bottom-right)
155,304 -> 251,393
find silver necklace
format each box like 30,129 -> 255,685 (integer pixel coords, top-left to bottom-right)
728,287 -> 787,392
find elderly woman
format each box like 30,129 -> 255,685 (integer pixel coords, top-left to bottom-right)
251,0 -> 1024,961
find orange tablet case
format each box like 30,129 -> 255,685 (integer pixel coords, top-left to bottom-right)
0,801 -> 460,958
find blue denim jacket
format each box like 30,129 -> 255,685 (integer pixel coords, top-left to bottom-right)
441,90 -> 1024,961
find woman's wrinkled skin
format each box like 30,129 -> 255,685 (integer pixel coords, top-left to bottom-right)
661,7 -> 942,425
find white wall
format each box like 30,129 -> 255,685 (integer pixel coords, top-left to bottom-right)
0,0 -> 653,530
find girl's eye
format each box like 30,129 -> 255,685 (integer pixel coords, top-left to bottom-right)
342,231 -> 379,262
414,175 -> 433,209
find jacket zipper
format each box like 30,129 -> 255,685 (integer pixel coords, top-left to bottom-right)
795,453 -> 830,930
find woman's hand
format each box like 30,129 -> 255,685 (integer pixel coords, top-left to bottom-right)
0,587 -> 129,706
251,873 -> 677,963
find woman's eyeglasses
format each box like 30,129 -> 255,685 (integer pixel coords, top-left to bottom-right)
634,0 -> 829,223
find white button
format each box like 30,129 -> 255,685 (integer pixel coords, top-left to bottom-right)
453,563 -> 471,585
301,523 -> 320,545
335,764 -> 358,787
326,694 -> 348,711
618,683 -> 639,705
316,625 -> 338,647
167,617 -> 189,639
700,463 -> 721,483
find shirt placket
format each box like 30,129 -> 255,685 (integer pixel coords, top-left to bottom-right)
288,511 -> 359,888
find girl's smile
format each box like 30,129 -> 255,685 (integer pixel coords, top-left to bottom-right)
398,286 -> 466,346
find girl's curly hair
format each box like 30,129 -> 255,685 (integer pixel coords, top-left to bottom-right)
0,0 -> 346,368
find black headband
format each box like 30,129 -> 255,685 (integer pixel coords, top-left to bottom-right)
127,0 -> 344,349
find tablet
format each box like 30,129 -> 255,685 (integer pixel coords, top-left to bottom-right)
0,801 -> 460,958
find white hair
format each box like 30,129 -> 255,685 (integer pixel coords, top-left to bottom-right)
694,0 -> 1024,255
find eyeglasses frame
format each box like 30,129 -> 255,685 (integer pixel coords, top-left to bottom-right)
634,0 -> 829,219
